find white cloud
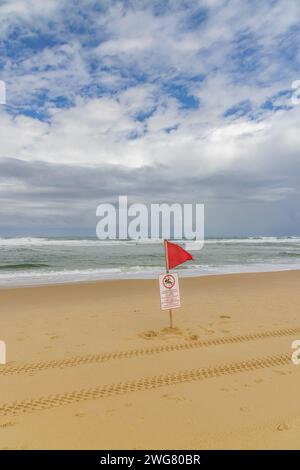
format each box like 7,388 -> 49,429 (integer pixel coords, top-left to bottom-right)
1,89 -> 300,198
0,0 -> 300,235
0,0 -> 63,37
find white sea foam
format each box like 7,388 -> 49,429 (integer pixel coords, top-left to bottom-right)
0,236 -> 300,247
0,237 -> 163,247
0,261 -> 300,288
204,237 -> 300,244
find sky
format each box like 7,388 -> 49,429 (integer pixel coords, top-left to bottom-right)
0,0 -> 300,237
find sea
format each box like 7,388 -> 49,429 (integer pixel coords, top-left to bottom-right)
0,236 -> 299,288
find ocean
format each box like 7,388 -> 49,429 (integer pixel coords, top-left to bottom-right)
0,236 -> 299,287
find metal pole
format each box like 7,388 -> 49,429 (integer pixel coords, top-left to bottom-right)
164,239 -> 173,329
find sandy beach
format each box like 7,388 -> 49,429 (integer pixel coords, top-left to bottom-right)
0,270 -> 300,449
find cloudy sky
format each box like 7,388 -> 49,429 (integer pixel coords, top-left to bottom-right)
0,0 -> 300,237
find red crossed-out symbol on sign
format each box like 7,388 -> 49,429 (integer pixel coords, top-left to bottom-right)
163,274 -> 175,289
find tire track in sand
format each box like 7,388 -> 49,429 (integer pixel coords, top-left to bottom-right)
0,352 -> 291,417
0,326 -> 299,377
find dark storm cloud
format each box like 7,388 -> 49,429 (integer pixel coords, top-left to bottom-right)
0,157 -> 299,236
0,156 -> 297,202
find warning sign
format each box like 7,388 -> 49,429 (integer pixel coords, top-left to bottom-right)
159,273 -> 181,310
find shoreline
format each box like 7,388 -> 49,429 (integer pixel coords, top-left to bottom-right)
0,264 -> 300,290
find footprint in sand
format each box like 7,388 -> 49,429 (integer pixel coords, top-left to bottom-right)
74,413 -> 85,418
203,329 -> 215,335
240,406 -> 251,413
106,408 -> 116,414
274,370 -> 287,376
277,423 -> 289,432
186,334 -> 199,341
139,330 -> 158,340
162,393 -> 187,402
220,387 -> 239,394
0,422 -> 16,428
140,327 -> 187,340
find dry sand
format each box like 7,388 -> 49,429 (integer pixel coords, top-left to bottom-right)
0,270 -> 300,449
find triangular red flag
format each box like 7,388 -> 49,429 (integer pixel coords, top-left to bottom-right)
166,240 -> 193,269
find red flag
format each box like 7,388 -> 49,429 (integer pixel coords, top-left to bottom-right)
166,240 -> 193,269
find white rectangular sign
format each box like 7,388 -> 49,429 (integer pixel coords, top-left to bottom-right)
159,273 -> 181,310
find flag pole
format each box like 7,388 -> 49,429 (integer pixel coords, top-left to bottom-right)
164,239 -> 173,329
